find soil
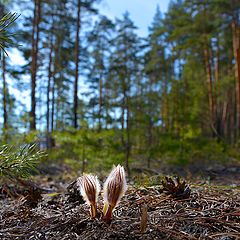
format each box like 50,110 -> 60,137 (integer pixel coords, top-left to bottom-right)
0,166 -> 239,240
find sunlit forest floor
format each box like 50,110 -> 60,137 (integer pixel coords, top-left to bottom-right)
0,164 -> 240,240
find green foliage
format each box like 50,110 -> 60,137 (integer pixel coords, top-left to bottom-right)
0,130 -> 40,146
49,129 -> 125,173
47,127 -> 236,174
0,12 -> 19,53
0,143 -> 45,178
160,136 -> 229,166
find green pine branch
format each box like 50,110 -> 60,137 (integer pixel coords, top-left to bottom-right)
0,143 -> 46,179
0,12 -> 19,54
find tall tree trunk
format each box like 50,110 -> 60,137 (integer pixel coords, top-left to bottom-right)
98,75 -> 103,131
222,99 -> 228,140
121,91 -> 131,175
203,45 -> 215,135
47,40 -> 53,133
147,118 -> 153,169
51,36 -> 60,132
105,90 -> 109,130
125,96 -> 131,177
232,20 -> 240,139
214,38 -> 222,138
51,74 -> 55,132
230,91 -> 235,144
2,53 -> 7,130
226,65 -> 234,143
46,31 -> 53,148
73,0 -> 81,129
30,0 -> 41,130
121,98 -> 125,147
1,5 -> 7,137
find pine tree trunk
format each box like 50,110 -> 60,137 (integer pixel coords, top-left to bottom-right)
121,98 -> 125,147
30,0 -> 41,130
98,74 -> 103,131
46,47 -> 53,133
46,31 -> 53,148
51,52 -> 57,132
1,5 -> 7,134
2,53 -> 7,130
51,74 -> 55,132
73,0 -> 81,129
147,119 -> 153,169
203,45 -> 215,135
230,92 -> 235,144
222,99 -> 228,139
227,65 -> 234,143
125,96 -> 131,177
214,39 -> 222,138
232,20 -> 240,139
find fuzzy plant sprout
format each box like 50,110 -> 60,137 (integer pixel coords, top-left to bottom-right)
77,174 -> 101,218
77,165 -> 127,222
102,165 -> 127,222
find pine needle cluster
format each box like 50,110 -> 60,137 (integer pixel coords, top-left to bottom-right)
0,143 -> 45,179
0,12 -> 19,54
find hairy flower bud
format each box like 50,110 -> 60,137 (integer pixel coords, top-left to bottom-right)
103,165 -> 127,222
77,174 -> 100,218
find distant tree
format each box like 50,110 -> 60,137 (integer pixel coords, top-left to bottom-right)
73,0 -> 100,129
30,0 -> 41,130
73,0 -> 81,129
109,12 -> 141,175
87,16 -> 115,131
0,3 -> 19,139
144,6 -> 171,167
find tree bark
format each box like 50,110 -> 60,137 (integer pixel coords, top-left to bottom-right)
230,91 -> 235,144
98,75 -> 103,131
125,96 -> 131,177
73,0 -> 81,129
30,0 -> 41,130
51,36 -> 60,132
221,99 -> 228,139
1,4 -> 7,135
232,20 -> 240,139
147,118 -> 153,169
46,27 -> 53,148
214,38 -> 222,138
47,42 -> 53,133
121,97 -> 125,147
203,45 -> 215,135
2,53 -> 7,130
51,74 -> 55,132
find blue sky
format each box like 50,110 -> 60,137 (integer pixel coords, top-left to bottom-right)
99,0 -> 170,36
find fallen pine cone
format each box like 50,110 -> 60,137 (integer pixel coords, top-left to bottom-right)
161,176 -> 191,199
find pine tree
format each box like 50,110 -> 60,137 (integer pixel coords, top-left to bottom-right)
73,0 -> 99,129
0,3 -> 19,139
87,16 -> 114,131
109,12 -> 141,175
30,0 -> 41,130
144,6 -> 171,166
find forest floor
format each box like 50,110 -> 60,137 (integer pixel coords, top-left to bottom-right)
0,164 -> 239,240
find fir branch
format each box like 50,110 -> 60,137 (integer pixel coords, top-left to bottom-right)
0,143 -> 46,179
